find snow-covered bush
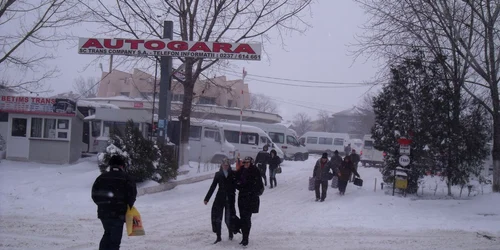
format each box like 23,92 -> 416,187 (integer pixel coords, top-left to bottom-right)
98,120 -> 178,183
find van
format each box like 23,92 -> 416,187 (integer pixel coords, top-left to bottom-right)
184,119 -> 236,163
223,120 -> 308,161
348,138 -> 364,154
361,134 -> 385,167
299,131 -> 349,156
218,122 -> 285,162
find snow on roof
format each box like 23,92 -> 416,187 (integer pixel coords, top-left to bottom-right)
77,100 -> 120,109
333,106 -> 365,117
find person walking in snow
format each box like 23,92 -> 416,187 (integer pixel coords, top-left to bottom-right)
234,156 -> 264,246
204,158 -> 239,244
255,145 -> 271,186
312,153 -> 334,202
268,149 -> 281,189
344,143 -> 352,157
337,156 -> 360,195
91,155 -> 137,250
329,150 -> 343,173
350,149 -> 361,182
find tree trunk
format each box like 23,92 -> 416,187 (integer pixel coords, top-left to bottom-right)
447,179 -> 452,196
179,66 -> 195,166
492,114 -> 500,192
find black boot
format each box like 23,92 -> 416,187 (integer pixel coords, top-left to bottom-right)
263,176 -> 267,186
229,231 -> 233,241
214,235 -> 222,244
273,178 -> 277,187
270,176 -> 273,188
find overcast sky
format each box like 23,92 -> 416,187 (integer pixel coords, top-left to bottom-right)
34,1 -> 382,122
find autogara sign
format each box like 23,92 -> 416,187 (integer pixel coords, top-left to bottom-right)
78,38 -> 262,61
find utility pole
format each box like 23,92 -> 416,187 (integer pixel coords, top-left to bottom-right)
157,21 -> 173,145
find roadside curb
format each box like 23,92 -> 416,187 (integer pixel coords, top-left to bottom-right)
137,172 -> 214,196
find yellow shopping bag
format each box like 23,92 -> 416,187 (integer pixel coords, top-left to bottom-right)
126,206 -> 145,236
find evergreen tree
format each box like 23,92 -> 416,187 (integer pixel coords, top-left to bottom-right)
98,120 -> 179,183
373,50 -> 491,195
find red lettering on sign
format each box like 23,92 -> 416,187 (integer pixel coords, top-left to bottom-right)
189,42 -> 211,52
125,39 -> 144,49
104,39 -> 123,49
212,43 -> 233,53
167,41 -> 188,51
82,39 -> 103,49
144,40 -> 165,50
233,44 -> 255,54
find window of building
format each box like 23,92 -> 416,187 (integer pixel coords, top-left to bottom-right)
11,118 -> 27,137
269,132 -> 285,144
306,137 -> 318,144
227,100 -> 233,107
172,94 -> 184,102
0,112 -> 8,122
31,118 -> 43,138
319,137 -> 333,145
333,138 -> 344,146
198,96 -> 216,105
189,125 -> 202,140
119,92 -> 130,97
28,117 -> 70,139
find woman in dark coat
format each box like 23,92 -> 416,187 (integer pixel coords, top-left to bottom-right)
204,159 -> 237,244
268,149 -> 281,189
337,156 -> 360,195
234,156 -> 264,246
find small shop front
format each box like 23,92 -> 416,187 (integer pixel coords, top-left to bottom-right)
0,95 -> 84,164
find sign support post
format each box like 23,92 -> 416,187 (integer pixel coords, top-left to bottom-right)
157,20 -> 173,145
394,137 -> 412,196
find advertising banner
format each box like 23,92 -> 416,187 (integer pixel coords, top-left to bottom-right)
0,96 -> 77,116
78,38 -> 262,61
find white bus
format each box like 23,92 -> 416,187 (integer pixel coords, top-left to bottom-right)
299,131 -> 350,156
223,120 -> 308,161
218,122 -> 285,162
361,134 -> 385,167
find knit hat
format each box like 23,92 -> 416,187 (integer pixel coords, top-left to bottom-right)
109,155 -> 125,167
321,153 -> 328,159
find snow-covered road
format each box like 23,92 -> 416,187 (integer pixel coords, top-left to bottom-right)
1,156 -> 499,249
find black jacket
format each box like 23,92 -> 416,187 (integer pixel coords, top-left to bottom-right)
91,167 -> 137,220
313,159 -> 333,181
351,153 -> 361,163
235,165 -> 264,213
330,154 -> 343,171
204,169 -> 236,206
255,151 -> 270,166
338,161 -> 360,182
269,155 -> 281,171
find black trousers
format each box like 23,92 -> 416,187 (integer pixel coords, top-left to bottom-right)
99,218 -> 124,250
338,180 -> 348,193
259,165 -> 267,185
239,208 -> 253,240
314,180 -> 328,199
211,201 -> 234,236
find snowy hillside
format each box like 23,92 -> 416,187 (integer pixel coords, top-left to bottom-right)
1,156 -> 499,249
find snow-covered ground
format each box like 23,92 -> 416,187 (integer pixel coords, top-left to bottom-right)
1,156 -> 499,249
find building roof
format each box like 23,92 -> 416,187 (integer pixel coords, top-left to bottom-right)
333,106 -> 367,117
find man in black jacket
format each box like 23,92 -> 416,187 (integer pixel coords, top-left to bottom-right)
255,145 -> 270,186
350,149 -> 361,182
91,155 -> 137,250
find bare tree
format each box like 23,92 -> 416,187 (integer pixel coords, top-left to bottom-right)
293,112 -> 312,137
249,94 -> 278,113
80,0 -> 313,164
353,0 -> 500,192
73,75 -> 100,98
317,110 -> 333,132
0,0 -> 85,93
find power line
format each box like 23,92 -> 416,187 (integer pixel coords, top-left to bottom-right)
220,68 -> 374,85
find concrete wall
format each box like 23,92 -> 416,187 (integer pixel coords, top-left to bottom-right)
29,139 -> 70,164
69,116 -> 83,163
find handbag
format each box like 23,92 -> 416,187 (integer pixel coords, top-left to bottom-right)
353,177 -> 363,187
308,177 -> 315,191
276,166 -> 282,174
331,176 -> 338,188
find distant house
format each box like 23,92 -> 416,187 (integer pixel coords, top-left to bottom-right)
332,106 -> 374,139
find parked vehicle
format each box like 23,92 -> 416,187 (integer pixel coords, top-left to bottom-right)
360,134 -> 385,167
299,132 -> 350,156
218,122 -> 284,162
222,120 -> 308,161
349,138 -> 364,153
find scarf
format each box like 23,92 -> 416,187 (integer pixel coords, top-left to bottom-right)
223,170 -> 228,178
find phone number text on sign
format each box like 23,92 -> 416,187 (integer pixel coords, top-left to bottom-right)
78,38 -> 262,61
